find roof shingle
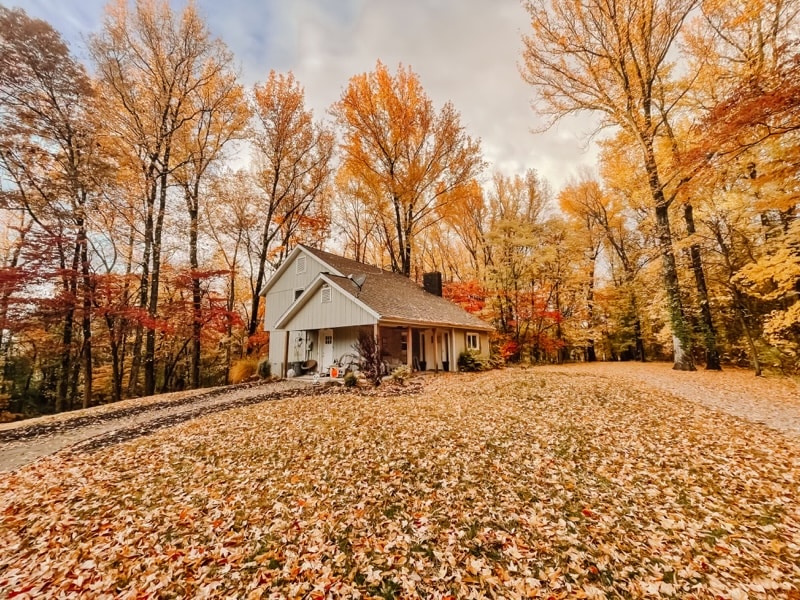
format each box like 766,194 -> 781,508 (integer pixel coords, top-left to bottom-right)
301,245 -> 492,331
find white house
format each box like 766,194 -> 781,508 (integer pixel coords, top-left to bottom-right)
260,245 -> 494,377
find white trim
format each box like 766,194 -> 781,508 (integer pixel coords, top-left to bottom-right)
377,318 -> 493,332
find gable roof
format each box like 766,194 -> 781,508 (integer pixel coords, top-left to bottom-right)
273,245 -> 493,331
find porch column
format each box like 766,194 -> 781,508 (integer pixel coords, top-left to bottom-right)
282,331 -> 290,378
450,328 -> 456,372
373,322 -> 379,343
407,326 -> 413,370
433,328 -> 439,373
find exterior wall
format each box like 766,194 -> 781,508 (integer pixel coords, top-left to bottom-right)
265,249 -> 352,376
268,330 -> 288,378
479,332 -> 490,357
263,251 -> 329,330
453,329 -> 491,366
288,284 -> 376,331
324,325 -> 372,371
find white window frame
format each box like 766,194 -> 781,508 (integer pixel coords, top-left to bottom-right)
321,284 -> 332,303
466,332 -> 480,351
296,255 -> 306,274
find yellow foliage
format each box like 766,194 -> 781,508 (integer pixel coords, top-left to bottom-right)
229,358 -> 259,384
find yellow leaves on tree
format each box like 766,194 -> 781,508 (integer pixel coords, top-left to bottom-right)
332,61 -> 483,277
246,69 -> 335,337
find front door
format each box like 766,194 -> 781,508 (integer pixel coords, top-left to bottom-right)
320,329 -> 334,371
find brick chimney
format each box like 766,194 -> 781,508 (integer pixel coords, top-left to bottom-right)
422,272 -> 443,296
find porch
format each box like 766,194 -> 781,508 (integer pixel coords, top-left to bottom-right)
277,323 -> 458,378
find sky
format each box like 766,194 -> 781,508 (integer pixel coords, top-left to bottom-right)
18,0 -> 600,193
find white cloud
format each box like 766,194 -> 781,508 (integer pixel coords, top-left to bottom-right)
18,0 -> 602,191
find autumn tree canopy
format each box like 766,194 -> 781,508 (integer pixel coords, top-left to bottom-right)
2,0 -> 800,418
332,61 -> 484,277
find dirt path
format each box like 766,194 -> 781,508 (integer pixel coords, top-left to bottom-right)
0,379 -> 312,472
537,361 -> 800,437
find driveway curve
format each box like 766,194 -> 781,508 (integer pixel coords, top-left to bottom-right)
0,379 -> 312,472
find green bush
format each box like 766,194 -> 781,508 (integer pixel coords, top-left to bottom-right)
457,350 -> 487,372
343,371 -> 358,388
257,358 -> 271,379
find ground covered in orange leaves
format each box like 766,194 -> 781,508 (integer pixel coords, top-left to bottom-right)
1,367 -> 798,599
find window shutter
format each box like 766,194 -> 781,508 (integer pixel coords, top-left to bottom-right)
321,284 -> 332,303
296,255 -> 306,274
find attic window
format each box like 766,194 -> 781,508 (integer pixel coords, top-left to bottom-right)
296,256 -> 306,274
321,284 -> 332,303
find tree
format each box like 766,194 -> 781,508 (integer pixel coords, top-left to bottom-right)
91,0 -> 234,396
332,61 -> 484,277
204,170 -> 260,377
247,70 -> 334,338
171,46 -> 249,389
559,176 -> 605,361
521,0 -> 700,369
0,6 -> 105,409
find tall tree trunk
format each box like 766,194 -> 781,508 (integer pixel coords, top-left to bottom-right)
248,220 -> 271,339
57,236 -> 79,412
145,145 -> 172,397
187,182 -> 202,389
654,202 -> 694,370
712,227 -> 763,376
630,290 -> 646,362
78,212 -> 93,408
0,217 -> 30,396
129,176 -> 158,397
586,254 -> 597,362
644,139 -> 694,371
683,203 -> 721,370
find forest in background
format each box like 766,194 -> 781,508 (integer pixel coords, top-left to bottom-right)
0,0 -> 798,417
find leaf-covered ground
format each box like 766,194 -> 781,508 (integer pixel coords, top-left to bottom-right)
1,368 -> 798,599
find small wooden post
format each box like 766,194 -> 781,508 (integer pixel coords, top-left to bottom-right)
407,326 -> 413,370
433,328 -> 439,373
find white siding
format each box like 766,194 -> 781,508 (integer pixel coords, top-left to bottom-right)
285,284 -> 376,331
268,330 -> 287,377
326,326 -> 371,370
263,250 -> 329,330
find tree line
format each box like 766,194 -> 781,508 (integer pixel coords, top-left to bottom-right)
0,0 -> 797,417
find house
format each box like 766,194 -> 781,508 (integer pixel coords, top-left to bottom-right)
260,245 -> 494,377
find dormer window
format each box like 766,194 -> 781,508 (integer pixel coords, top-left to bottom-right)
321,284 -> 332,303
296,255 -> 306,274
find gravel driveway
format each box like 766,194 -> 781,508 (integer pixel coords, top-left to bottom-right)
537,361 -> 800,438
0,379 -> 312,472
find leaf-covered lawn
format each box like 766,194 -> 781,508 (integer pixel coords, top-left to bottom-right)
1,369 -> 799,599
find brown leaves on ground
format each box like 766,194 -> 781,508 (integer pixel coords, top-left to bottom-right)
1,368 -> 799,599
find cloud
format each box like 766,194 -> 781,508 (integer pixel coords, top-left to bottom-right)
18,0 -> 600,191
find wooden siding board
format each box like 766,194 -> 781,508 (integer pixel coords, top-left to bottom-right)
264,249 -> 327,329
285,284 -> 376,331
